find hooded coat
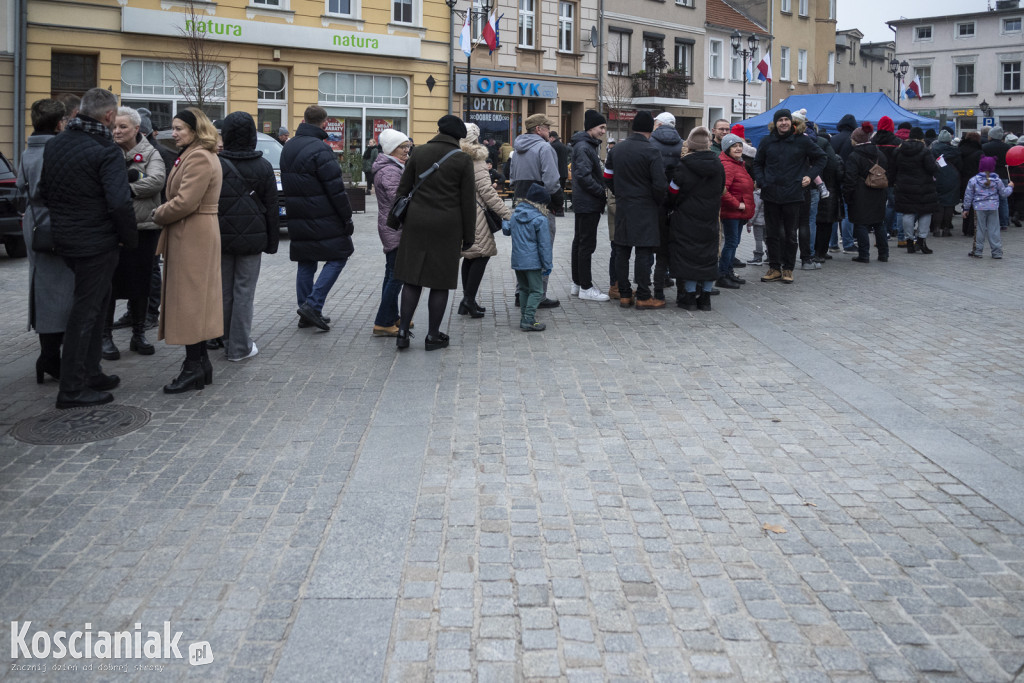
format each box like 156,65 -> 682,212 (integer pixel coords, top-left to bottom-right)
930,139 -> 962,208
217,111 -> 279,256
503,199 -> 553,272
752,121 -> 827,204
815,136 -> 844,224
981,139 -> 1012,179
461,140 -> 511,260
649,125 -> 684,180
842,143 -> 888,226
890,139 -> 939,215
957,137 -> 984,198
830,114 -> 858,161
372,152 -> 405,253
152,142 -> 224,345
605,133 -> 667,247
569,130 -> 607,215
668,150 -> 725,281
509,132 -> 560,199
392,133 -> 476,289
873,122 -> 901,171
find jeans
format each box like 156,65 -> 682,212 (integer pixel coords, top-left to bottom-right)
221,252 -> 262,360
613,244 -> 654,300
798,193 -> 812,262
374,249 -> 402,326
297,259 -> 346,313
884,188 -> 903,240
854,223 -> 889,261
974,209 -> 1003,257
831,216 -> 855,250
60,250 -> 119,393
903,213 -> 931,240
998,195 -> 1010,229
571,212 -> 600,290
808,190 -> 820,247
764,200 -> 801,270
719,218 -> 743,277
684,280 -> 714,293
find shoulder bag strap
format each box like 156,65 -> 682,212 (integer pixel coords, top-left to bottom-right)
220,157 -> 265,212
405,148 -> 461,203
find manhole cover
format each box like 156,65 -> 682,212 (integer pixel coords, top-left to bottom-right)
10,405 -> 151,445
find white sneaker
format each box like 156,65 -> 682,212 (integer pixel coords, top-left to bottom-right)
570,283 -> 580,296
228,342 -> 258,362
579,286 -> 610,302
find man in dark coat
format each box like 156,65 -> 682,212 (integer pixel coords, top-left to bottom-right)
830,114 -> 858,162
752,108 -> 826,284
649,112 -> 684,299
930,129 -> 962,237
548,131 -> 570,217
281,105 -> 354,332
569,110 -> 610,302
982,127 -> 1012,229
842,122 -> 889,264
390,115 -> 476,350
604,111 -> 667,308
890,126 -> 938,254
40,87 -> 137,409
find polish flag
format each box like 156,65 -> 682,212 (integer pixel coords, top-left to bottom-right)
482,8 -> 498,53
902,75 -> 922,99
756,53 -> 772,82
460,11 -> 472,57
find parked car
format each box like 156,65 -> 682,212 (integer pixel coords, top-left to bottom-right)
156,130 -> 288,228
0,151 -> 26,258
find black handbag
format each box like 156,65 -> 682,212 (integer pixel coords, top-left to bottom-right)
26,203 -> 55,254
479,200 -> 502,233
389,149 -> 461,226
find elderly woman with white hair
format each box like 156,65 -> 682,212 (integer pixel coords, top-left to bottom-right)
102,105 -> 166,361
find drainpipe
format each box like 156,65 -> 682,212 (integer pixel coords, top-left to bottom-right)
597,0 -> 604,122
447,10 -> 454,116
12,0 -> 28,164
767,0 -> 773,107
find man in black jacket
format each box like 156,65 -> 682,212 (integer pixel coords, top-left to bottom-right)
982,127 -> 1012,230
569,110 -> 610,302
752,109 -> 826,284
281,105 -> 354,332
41,87 -> 137,409
548,131 -> 570,217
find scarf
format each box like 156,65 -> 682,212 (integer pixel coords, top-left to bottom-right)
65,115 -> 113,142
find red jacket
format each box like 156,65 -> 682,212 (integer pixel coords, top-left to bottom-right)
720,151 -> 755,220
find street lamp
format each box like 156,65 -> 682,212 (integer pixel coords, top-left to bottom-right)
888,58 -> 909,103
731,30 -> 759,121
978,99 -> 993,117
446,0 -> 492,124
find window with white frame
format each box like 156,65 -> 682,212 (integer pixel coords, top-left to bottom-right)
608,29 -> 629,75
916,66 -> 931,94
956,22 -> 975,37
318,72 -> 410,104
472,0 -> 487,40
518,0 -> 534,47
780,0 -> 791,12
252,0 -> 282,8
709,39 -> 723,78
797,49 -> 807,82
558,2 -> 575,53
258,68 -> 287,100
675,41 -> 693,78
730,47 -> 742,80
1003,61 -> 1022,92
827,51 -> 834,84
675,0 -> 694,6
121,58 -> 227,128
829,0 -> 835,19
1003,17 -> 1021,32
914,25 -> 932,41
780,46 -> 790,80
327,0 -> 353,16
956,63 -> 975,93
392,0 -> 412,24
798,0 -> 808,16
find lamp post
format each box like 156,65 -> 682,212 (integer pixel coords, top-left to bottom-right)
888,57 -> 909,103
446,0 -> 492,124
730,29 -> 759,121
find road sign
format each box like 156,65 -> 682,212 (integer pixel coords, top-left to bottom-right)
982,117 -> 995,127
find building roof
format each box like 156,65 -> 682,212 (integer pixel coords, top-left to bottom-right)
706,0 -> 769,36
887,5 -> 1022,26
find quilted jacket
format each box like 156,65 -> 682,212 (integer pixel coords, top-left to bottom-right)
217,111 -> 279,256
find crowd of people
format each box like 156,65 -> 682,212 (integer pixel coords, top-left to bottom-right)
17,91 -> 1022,407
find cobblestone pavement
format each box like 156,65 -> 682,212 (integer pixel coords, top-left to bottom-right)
1,199 -> 1023,682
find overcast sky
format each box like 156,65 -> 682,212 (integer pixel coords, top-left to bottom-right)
837,0 -> 995,42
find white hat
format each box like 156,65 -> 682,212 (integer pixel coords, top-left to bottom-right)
792,108 -> 808,122
378,128 -> 410,155
1006,132 -> 1019,143
463,122 -> 480,144
654,112 -> 676,127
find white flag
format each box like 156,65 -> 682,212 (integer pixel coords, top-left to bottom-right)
460,12 -> 472,57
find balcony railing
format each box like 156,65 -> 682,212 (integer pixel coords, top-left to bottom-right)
631,72 -> 693,99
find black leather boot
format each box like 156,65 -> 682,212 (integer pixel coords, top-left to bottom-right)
917,238 -> 933,254
163,360 -> 206,394
101,330 -> 120,360
697,291 -> 712,311
906,239 -> 916,254
678,291 -> 698,311
129,318 -> 155,355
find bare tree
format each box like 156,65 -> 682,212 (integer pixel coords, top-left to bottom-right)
603,41 -> 634,142
168,0 -> 227,113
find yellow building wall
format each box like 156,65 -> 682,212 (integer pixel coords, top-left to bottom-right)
0,58 -> 13,158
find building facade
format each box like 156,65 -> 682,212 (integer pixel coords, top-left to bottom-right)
600,0 -> 705,141
889,1 -> 1024,135
1,0 -> 17,158
704,0 -> 769,127
834,30 -> 896,100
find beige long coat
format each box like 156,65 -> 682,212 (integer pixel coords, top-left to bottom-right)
153,144 -> 223,345
460,142 -> 511,260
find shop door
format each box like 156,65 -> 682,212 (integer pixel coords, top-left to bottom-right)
257,68 -> 288,137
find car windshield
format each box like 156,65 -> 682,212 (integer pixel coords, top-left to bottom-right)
0,153 -> 15,181
256,138 -> 282,169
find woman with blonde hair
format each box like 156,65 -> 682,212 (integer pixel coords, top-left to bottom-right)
152,107 -> 224,393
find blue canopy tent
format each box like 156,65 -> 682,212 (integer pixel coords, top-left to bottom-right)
741,93 -> 940,146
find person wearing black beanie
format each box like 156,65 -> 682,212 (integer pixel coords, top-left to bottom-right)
437,114 -> 468,140
570,109 -> 611,301
632,111 -> 654,134
584,109 -> 606,132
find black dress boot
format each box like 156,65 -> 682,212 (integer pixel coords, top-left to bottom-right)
917,238 -> 933,254
678,291 -> 698,311
697,291 -> 712,311
163,360 -> 206,394
906,239 -> 916,254
101,330 -> 120,361
129,318 -> 155,355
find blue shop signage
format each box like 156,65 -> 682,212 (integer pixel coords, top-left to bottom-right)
455,74 -> 558,100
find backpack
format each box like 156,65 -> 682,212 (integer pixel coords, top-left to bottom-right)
865,162 -> 888,190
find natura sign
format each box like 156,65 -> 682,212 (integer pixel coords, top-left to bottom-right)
122,7 -> 421,58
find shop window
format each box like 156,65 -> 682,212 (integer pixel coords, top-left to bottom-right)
518,0 -> 534,48
51,53 -> 97,94
121,58 -> 226,128
558,2 -> 575,53
319,72 -> 409,106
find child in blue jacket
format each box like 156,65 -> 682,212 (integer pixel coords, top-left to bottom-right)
965,156 -> 1014,259
503,183 -> 553,331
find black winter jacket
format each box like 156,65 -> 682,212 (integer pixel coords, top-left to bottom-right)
606,133 -> 666,247
873,130 -> 901,171
842,144 -> 888,226
40,115 -> 137,258
890,139 -> 938,215
982,139 -> 1012,179
569,130 -> 606,214
668,151 -> 725,281
930,140 -> 962,207
218,111 -> 280,256
281,121 -> 354,262
649,125 -> 683,180
815,136 -> 844,224
752,126 -> 827,204
830,114 -> 858,162
958,138 -> 984,196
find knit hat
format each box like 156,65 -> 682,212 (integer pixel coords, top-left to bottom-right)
877,116 -> 894,133
137,107 -> 154,135
720,133 -> 744,153
278,126 -> 289,136
686,126 -> 712,152
979,156 -> 996,173
378,128 -> 410,155
525,182 -> 549,205
731,123 -> 745,138
654,112 -> 676,128
897,121 -> 912,131
791,108 -> 808,123
925,128 -> 937,140
632,111 -> 654,133
1006,132 -> 1019,143
773,108 -> 792,124
937,129 -> 953,144
742,142 -> 757,159
584,109 -> 607,131
438,114 -> 468,139
851,121 -> 874,145
988,126 -> 1005,141
910,127 -> 924,141
524,113 -> 553,130
463,122 -> 480,144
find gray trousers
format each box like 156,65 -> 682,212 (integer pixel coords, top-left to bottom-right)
542,214 -> 556,298
221,253 -> 262,360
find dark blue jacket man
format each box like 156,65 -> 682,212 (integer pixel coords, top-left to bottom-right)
569,109 -> 610,301
281,104 -> 354,331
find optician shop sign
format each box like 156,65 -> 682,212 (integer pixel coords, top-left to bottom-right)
122,7 -> 420,58
455,74 -> 557,100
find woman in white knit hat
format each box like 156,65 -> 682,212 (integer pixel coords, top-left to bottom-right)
370,128 -> 412,336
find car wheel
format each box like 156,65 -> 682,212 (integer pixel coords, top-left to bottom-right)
3,236 -> 27,258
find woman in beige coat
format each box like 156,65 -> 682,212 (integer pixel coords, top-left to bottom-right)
458,123 -> 511,318
152,108 -> 223,394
